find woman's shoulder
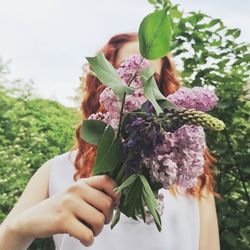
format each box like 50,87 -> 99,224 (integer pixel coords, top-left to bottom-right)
52,149 -> 78,165
48,150 -> 78,196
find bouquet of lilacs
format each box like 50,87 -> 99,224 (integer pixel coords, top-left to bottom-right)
80,8 -> 225,231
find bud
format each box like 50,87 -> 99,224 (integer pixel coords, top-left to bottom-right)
161,108 -> 225,131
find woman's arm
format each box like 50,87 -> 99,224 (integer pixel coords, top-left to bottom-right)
0,160 -> 52,249
198,187 -> 220,250
1,160 -> 52,227
0,161 -> 119,250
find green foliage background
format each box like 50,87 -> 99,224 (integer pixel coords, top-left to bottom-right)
0,60 -> 79,249
149,1 -> 250,249
0,1 -> 249,249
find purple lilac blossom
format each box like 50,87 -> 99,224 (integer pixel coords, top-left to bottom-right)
123,114 -> 164,176
145,125 -> 206,189
166,86 -> 218,112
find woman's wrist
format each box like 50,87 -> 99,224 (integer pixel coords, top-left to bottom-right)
0,220 -> 34,250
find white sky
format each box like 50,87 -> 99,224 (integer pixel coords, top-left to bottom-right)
0,0 -> 249,107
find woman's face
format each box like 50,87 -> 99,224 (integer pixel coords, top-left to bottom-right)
116,41 -> 163,74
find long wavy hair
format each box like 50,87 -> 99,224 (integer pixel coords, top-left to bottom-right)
74,32 -> 217,198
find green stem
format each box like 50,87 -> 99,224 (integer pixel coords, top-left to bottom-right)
116,92 -> 127,138
116,165 -> 126,185
116,56 -> 145,138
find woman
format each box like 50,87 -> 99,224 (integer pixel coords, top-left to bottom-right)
0,33 -> 220,250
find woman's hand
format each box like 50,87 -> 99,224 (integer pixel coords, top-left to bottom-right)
0,175 -> 120,249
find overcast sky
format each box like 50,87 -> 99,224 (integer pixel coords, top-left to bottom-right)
0,0 -> 249,107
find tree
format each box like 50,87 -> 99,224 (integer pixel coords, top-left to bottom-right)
149,1 -> 250,249
0,61 -> 79,249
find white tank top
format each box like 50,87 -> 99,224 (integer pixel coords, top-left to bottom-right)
48,151 -> 200,250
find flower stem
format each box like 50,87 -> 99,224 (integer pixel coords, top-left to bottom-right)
116,56 -> 145,138
116,165 -> 126,185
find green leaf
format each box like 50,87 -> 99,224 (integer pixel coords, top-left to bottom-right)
235,54 -> 250,65
233,29 -> 241,39
158,99 -> 176,110
142,187 -> 162,231
80,119 -> 108,145
140,175 -> 162,230
143,76 -> 163,115
115,174 -> 138,193
210,40 -> 222,47
88,70 -> 97,78
94,138 -> 122,175
140,175 -> 162,231
118,178 -> 143,219
139,175 -> 158,207
124,179 -> 143,217
148,0 -> 156,4
226,28 -> 241,39
140,67 -> 165,100
139,196 -> 146,223
86,53 -> 134,100
111,209 -> 121,230
138,8 -> 173,60
95,125 -> 114,163
141,67 -> 175,115
93,125 -> 122,175
223,231 -> 237,246
170,8 -> 182,19
207,19 -> 221,28
240,227 -> 250,242
242,167 -> 250,174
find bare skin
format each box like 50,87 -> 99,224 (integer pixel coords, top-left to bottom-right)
0,40 -> 220,250
115,41 -> 163,74
0,161 -> 120,249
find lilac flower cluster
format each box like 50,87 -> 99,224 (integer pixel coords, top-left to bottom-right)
145,125 -> 206,189
167,86 -> 218,112
117,54 -> 150,88
87,54 -> 219,190
122,114 -> 164,176
89,55 -> 150,130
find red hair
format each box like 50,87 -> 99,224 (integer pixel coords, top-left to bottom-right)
74,33 -> 217,198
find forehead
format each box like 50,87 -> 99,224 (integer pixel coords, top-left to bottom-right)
116,41 -> 162,74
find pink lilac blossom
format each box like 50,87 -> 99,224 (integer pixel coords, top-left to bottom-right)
146,125 -> 206,189
89,54 -> 211,189
102,112 -> 120,130
99,87 -> 121,113
166,86 -> 219,112
91,54 -> 150,129
88,112 -> 105,121
117,54 -> 151,88
88,111 -> 120,130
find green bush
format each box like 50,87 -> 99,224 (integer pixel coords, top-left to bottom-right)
0,80 -> 79,249
149,1 -> 250,249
